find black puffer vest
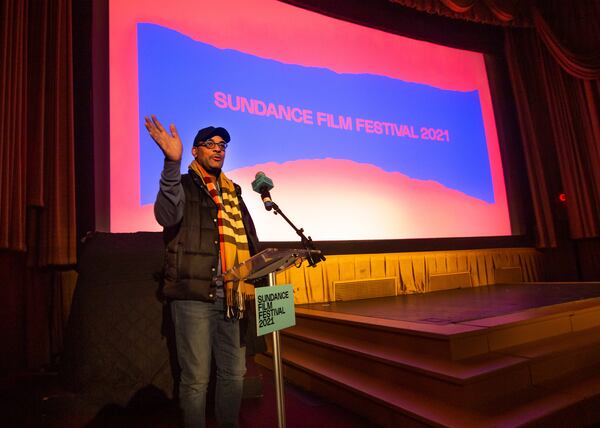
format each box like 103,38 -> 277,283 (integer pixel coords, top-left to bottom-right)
162,172 -> 260,301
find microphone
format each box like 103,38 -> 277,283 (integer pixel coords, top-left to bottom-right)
251,171 -> 274,211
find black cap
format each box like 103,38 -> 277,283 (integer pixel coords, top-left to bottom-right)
193,126 -> 231,146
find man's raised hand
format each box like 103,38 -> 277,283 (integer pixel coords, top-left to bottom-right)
144,115 -> 183,162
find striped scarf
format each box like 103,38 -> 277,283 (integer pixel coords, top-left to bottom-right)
189,160 -> 254,318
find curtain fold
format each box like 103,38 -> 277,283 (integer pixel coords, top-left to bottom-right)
483,0 -> 517,23
532,6 -> 600,80
1,0 -> 28,251
27,0 -> 48,208
390,0 -> 529,27
503,30 -> 558,247
441,0 -> 476,14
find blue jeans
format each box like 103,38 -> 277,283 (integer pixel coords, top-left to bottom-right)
171,299 -> 246,428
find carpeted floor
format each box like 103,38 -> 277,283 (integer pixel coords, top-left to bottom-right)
1,364 -> 378,428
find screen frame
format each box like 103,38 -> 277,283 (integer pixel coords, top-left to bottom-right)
79,0 -> 534,253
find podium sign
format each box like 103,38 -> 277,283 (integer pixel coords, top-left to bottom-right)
256,285 -> 295,336
219,248 -> 322,428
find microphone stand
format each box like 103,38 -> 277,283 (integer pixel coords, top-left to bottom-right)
268,201 -> 326,267
262,197 -> 325,428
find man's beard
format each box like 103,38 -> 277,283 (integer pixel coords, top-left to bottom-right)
206,166 -> 221,177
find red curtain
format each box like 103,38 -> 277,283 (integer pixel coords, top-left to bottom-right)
0,0 -> 76,265
0,0 -> 76,370
503,30 -> 560,247
505,1 -> 600,244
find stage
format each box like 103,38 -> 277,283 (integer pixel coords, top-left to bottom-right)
258,281 -> 600,427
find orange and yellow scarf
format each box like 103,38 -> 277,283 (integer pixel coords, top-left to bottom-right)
189,160 -> 254,318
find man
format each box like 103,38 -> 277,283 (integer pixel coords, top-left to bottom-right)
145,115 -> 261,428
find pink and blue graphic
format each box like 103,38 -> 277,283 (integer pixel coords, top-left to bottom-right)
138,24 -> 493,205
109,0 -> 510,240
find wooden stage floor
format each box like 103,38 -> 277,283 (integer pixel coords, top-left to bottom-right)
297,282 -> 600,325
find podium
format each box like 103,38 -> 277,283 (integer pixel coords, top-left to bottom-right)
219,247 -> 323,282
217,248 -> 323,428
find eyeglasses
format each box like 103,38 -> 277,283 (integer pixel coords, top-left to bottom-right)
198,139 -> 228,150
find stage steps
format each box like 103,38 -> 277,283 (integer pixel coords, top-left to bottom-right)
256,301 -> 600,427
